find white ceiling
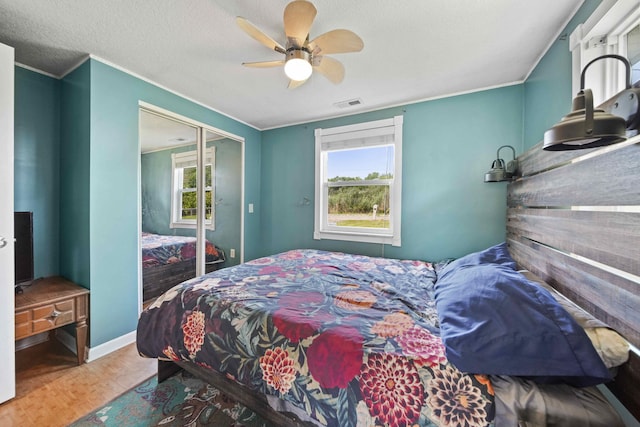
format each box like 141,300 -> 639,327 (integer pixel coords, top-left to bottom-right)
139,110 -> 229,153
0,0 -> 583,130
139,110 -> 197,153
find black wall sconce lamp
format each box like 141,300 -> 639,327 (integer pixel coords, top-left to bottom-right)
543,54 -> 640,151
484,145 -> 517,182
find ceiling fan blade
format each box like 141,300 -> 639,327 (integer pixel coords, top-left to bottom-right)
309,29 -> 364,55
236,17 -> 286,54
313,56 -> 345,84
288,78 -> 308,89
242,60 -> 285,68
283,0 -> 317,47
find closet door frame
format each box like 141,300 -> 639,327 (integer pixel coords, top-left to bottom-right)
138,102 -> 245,308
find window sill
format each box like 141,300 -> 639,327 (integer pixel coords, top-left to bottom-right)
314,229 -> 400,247
170,222 -> 215,231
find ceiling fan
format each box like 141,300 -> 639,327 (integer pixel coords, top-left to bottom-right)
236,0 -> 364,89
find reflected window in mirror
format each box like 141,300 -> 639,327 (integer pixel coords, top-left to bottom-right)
170,147 -> 215,230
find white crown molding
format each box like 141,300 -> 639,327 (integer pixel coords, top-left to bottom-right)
59,55 -> 91,78
262,80 -> 524,131
15,62 -> 61,79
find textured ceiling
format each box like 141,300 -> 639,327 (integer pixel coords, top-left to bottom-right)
0,0 -> 583,130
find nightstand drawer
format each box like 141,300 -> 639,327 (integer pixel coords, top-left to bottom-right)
15,299 -> 75,338
32,299 -> 75,333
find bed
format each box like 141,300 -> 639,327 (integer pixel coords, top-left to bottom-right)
139,249 -> 494,426
141,232 -> 225,301
136,135 -> 640,426
137,246 -> 628,426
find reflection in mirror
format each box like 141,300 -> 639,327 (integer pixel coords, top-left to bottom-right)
204,129 -> 242,271
139,110 -> 241,307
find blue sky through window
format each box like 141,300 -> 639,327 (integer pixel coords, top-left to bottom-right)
327,146 -> 394,179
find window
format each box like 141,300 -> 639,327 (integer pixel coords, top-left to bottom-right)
170,147 -> 215,229
628,24 -> 640,84
314,116 -> 403,246
571,2 -> 640,105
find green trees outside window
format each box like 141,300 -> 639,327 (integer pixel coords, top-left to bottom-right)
180,165 -> 212,220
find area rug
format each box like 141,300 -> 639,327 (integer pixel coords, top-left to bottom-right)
69,371 -> 273,427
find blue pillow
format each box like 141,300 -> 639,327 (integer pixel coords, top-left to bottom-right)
438,243 -> 516,280
434,263 -> 611,387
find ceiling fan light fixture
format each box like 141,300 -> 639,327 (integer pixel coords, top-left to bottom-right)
237,1 -> 362,88
284,49 -> 312,81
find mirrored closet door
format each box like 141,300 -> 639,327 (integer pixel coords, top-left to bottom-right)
139,108 -> 243,306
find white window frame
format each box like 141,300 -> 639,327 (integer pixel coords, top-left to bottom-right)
170,147 -> 215,230
570,0 -> 640,106
314,116 -> 403,247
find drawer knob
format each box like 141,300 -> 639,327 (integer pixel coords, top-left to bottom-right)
50,310 -> 61,319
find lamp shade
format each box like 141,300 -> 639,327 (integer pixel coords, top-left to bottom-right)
484,159 -> 506,182
543,89 -> 627,151
284,50 -> 312,81
543,54 -> 633,151
484,145 -> 516,182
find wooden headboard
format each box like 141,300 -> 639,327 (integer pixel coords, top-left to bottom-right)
506,135 -> 640,420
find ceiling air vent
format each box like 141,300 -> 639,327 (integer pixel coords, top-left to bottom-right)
168,137 -> 188,143
334,98 -> 363,109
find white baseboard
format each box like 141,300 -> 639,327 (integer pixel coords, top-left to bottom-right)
86,331 -> 137,362
56,329 -> 137,363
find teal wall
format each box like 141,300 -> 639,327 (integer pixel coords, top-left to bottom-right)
141,138 -> 242,267
261,85 -> 524,261
59,62 -> 91,288
14,67 -> 60,278
523,0 -> 602,149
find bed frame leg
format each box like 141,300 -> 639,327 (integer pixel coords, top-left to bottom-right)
157,360 -> 182,382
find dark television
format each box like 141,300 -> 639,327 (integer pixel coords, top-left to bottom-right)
14,211 -> 34,285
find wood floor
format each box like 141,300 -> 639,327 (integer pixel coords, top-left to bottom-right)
0,337 -> 157,427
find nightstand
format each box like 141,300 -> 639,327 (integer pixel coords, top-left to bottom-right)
15,276 -> 89,365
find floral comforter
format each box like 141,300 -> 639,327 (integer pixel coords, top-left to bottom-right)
141,232 -> 223,268
137,249 -> 495,427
